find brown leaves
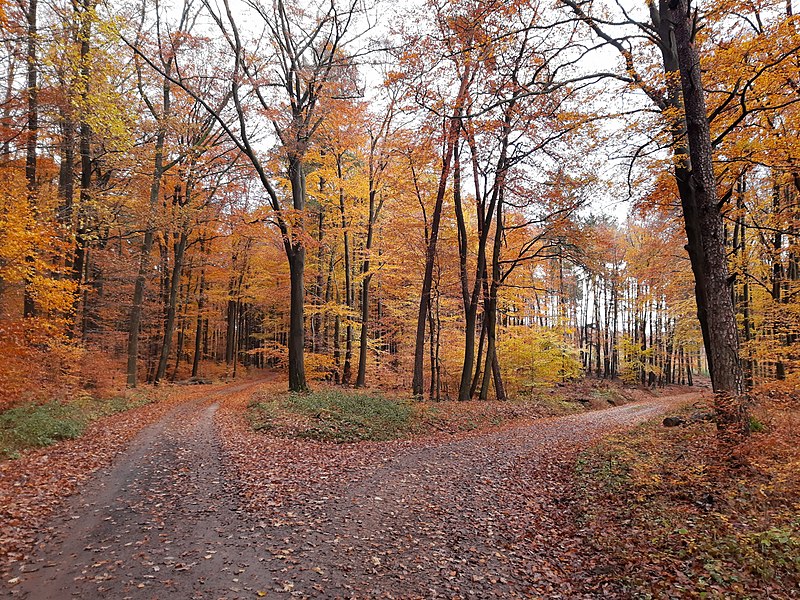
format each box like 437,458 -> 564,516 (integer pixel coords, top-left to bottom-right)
0,383 -> 227,577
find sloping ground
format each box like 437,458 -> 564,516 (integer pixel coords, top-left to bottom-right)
1,380 -> 702,599
573,395 -> 800,599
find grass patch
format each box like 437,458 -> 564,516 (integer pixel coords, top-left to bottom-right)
0,403 -> 87,459
248,389 -> 414,443
247,383 -> 602,443
0,392 -> 155,460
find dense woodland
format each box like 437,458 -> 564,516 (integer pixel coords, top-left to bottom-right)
0,0 -> 798,412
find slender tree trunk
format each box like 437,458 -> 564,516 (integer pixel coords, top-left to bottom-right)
355,183 -> 383,387
172,268 -> 193,380
155,229 -> 188,383
480,188 -> 506,401
313,207 -> 325,353
338,163 -> 353,385
470,314 -> 487,398
192,252 -> 206,378
455,111 -> 507,400
323,245 -> 335,352
58,109 -> 75,221
333,285 -> 341,385
428,288 -> 437,401
2,55 -> 17,158
126,72 -> 169,387
287,154 -> 308,392
453,138 -> 490,401
412,66 -> 473,399
479,293 -> 497,401
771,182 -> 786,380
72,0 -> 95,332
226,296 -> 237,365
355,274 -> 372,388
225,252 -> 237,367
23,0 -> 38,318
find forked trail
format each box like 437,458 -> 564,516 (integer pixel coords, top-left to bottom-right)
7,385 -> 703,599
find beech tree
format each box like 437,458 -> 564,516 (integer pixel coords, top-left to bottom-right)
558,0 -> 763,432
127,0 -> 366,391
2,0 -> 798,405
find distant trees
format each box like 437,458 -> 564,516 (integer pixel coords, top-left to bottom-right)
554,0 -> 800,431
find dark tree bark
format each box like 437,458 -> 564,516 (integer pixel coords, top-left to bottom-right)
354,199 -> 375,388
312,205 -> 325,353
561,0 -> 747,431
23,0 -> 38,318
355,117 -> 391,388
470,315 -> 487,398
126,71 -> 169,387
480,184 -> 506,401
155,226 -> 188,383
287,155 -> 308,391
192,239 -> 207,378
664,0 -> 746,432
337,156 -> 353,385
770,181 -> 786,380
126,0 -> 362,392
412,65 -> 473,399
72,0 -> 95,332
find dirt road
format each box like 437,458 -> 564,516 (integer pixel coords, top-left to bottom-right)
6,387 -> 702,599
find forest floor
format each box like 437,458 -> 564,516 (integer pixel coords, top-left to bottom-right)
0,377 -> 707,599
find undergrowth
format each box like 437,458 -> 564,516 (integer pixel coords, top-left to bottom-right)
0,392 -> 154,460
249,389 -> 414,442
574,399 -> 800,598
246,379 -> 649,444
246,384 -> 590,442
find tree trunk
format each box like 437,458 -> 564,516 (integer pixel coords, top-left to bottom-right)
155,229 -> 188,383
72,0 -> 94,332
287,154 -> 308,392
355,182 -> 383,387
771,181 -> 786,380
338,161 -> 353,385
665,0 -> 746,434
126,70 -> 170,387
412,65 -> 473,399
23,0 -> 38,318
470,314 -> 487,398
288,247 -> 307,391
480,188 -> 506,401
192,253 -> 206,378
313,207 -> 325,353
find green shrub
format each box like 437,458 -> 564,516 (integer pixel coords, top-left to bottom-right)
0,402 -> 87,459
0,392 -> 155,460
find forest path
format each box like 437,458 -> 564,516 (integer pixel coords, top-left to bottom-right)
7,385 -> 705,599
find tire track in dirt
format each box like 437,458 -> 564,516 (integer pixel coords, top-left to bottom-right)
5,387 -> 704,599
250,392 -> 705,599
7,380 -> 274,600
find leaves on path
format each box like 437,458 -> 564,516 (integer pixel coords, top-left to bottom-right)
0,383 -> 237,577
216,383 -> 702,597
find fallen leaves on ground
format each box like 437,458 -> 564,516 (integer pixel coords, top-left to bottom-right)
572,392 -> 800,599
0,380 -> 249,577
216,382 -> 702,597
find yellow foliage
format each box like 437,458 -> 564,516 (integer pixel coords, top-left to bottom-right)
498,326 -> 582,394
0,172 -> 36,285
